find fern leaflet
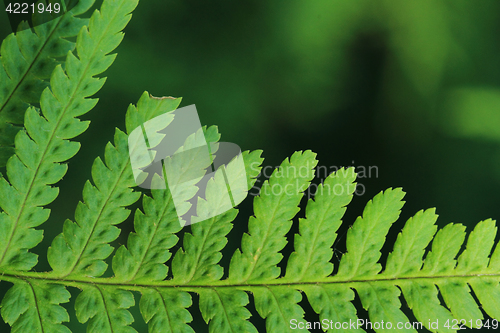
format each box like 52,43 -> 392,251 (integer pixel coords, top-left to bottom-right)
0,0 -> 95,166
48,92 -> 180,278
0,0 -> 138,272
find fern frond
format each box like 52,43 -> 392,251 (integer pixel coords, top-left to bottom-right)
112,123 -> 221,283
337,188 -> 406,278
3,145 -> 500,332
252,286 -> 305,332
356,281 -> 416,332
0,0 -> 95,166
168,149 -> 262,331
140,289 -> 194,333
469,278 -> 500,321
48,92 -> 180,278
1,24 -> 500,329
301,284 -> 362,333
384,209 -> 438,277
0,0 -> 139,272
171,151 -> 250,284
199,288 -> 257,333
421,223 -> 466,274
1,278 -> 71,333
75,285 -> 135,332
2,0 -> 500,331
79,102 -> 262,331
456,219 -> 496,273
229,150 -> 317,283
285,167 -> 356,282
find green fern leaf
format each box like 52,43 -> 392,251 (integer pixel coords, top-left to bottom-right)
0,0 -> 95,166
0,0 -> 138,272
285,167 -> 356,282
199,288 -> 257,333
400,280 -> 455,332
421,223 -> 466,274
356,281 -> 416,333
75,285 -> 135,332
48,92 -> 179,278
438,278 -> 483,330
456,219 -> 496,273
112,123 -> 221,282
384,208 -> 438,277
139,289 -> 194,333
3,130 -> 500,332
302,285 -> 363,333
171,154 -> 241,284
229,150 -> 317,283
469,278 -> 500,322
1,279 -> 71,333
253,286 -> 306,332
337,188 -> 406,278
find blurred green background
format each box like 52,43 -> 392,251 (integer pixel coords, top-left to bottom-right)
2,0 -> 500,332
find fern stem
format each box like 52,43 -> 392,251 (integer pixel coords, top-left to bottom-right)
3,270 -> 500,290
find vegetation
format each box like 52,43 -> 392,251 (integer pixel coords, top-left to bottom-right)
1,1 -> 500,332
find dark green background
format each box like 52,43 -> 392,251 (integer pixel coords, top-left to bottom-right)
1,0 -> 500,332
